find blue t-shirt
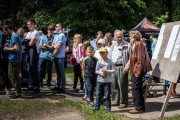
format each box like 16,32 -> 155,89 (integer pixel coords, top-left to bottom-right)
151,38 -> 157,56
39,35 -> 54,59
53,32 -> 66,58
8,33 -> 22,62
90,39 -> 98,51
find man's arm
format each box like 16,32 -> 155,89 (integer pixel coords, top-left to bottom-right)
4,43 -> 19,52
53,42 -> 62,57
45,44 -> 54,50
28,38 -> 36,46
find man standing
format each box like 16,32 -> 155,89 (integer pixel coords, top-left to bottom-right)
150,34 -> 157,57
90,31 -> 103,51
110,30 -> 131,109
150,34 -> 159,83
0,22 -> 11,94
52,23 -> 66,93
38,25 -> 54,89
3,25 -> 22,98
25,19 -> 40,93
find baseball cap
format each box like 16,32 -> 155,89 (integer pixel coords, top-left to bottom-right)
47,25 -> 54,30
98,39 -> 105,44
99,47 -> 107,53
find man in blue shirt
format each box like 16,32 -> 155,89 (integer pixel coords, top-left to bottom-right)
150,34 -> 157,56
39,25 -> 54,89
0,22 -> 11,92
52,23 -> 67,93
3,25 -> 22,98
90,31 -> 103,51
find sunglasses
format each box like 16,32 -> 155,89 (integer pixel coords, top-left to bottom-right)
100,52 -> 106,54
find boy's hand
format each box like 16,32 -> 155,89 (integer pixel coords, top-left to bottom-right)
101,69 -> 107,77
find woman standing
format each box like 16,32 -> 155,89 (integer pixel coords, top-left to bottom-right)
72,34 -> 84,93
129,30 -> 152,114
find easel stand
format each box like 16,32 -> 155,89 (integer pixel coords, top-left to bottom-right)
144,78 -> 174,118
159,82 -> 173,118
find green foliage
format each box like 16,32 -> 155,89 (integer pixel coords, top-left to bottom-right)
54,0 -> 146,38
34,10 -> 55,29
153,12 -> 169,27
0,0 -> 180,36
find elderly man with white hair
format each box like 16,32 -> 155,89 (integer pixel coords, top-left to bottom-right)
110,30 -> 131,109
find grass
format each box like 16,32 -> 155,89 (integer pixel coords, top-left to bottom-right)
55,99 -> 129,120
0,62 -> 180,120
0,98 -> 52,115
0,98 -> 180,120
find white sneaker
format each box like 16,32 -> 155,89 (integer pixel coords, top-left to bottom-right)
79,89 -> 84,93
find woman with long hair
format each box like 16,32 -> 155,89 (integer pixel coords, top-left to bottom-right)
72,34 -> 84,93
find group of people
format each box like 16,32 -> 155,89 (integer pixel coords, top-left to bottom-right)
0,19 -> 67,98
0,19 -> 178,114
70,30 -> 152,113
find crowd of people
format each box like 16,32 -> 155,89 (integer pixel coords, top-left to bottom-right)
0,19 -> 178,114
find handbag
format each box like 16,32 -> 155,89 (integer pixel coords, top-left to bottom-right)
70,55 -> 77,65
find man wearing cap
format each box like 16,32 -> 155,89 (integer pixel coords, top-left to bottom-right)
94,38 -> 105,59
90,31 -> 103,51
38,26 -> 54,89
110,30 -> 131,109
52,23 -> 67,93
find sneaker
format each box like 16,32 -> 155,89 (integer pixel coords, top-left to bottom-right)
70,88 -> 77,92
79,89 -> 84,93
159,95 -> 166,99
32,88 -> 40,93
170,95 -> 175,99
47,86 -> 51,90
9,92 -> 21,99
82,95 -> 88,100
60,89 -> 66,93
51,87 -> 60,91
26,87 -> 34,91
87,101 -> 94,107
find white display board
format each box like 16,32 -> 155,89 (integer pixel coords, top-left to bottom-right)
151,21 -> 180,83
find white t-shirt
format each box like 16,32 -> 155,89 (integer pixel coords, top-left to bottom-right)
94,50 -> 101,60
25,29 -> 40,53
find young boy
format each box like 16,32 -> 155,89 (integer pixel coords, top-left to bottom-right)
82,46 -> 98,106
94,47 -> 115,112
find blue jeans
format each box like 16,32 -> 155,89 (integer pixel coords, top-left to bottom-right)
21,53 -> 29,80
27,48 -> 39,88
95,81 -> 111,112
38,58 -> 53,87
85,77 -> 96,102
54,58 -> 66,90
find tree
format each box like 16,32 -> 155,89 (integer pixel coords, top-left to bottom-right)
54,0 -> 146,38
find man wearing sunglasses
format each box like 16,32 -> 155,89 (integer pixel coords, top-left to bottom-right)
52,23 -> 67,93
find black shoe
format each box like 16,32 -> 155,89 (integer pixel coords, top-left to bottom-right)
9,93 -> 21,99
32,88 -> 40,93
60,89 -> 65,93
26,87 -> 34,91
51,87 -> 60,91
